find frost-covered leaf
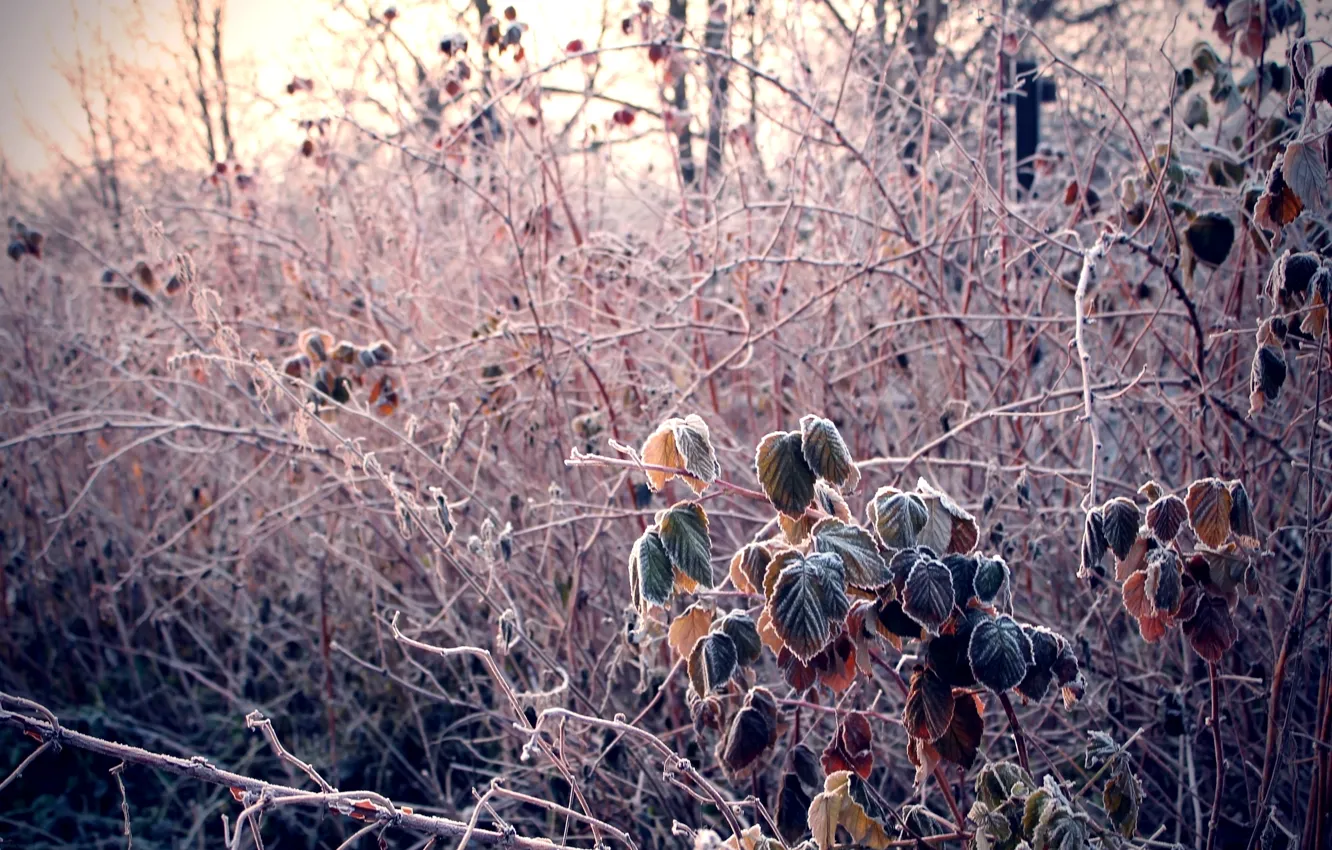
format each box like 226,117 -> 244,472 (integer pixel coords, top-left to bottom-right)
902,551 -> 955,635
1146,494 -> 1188,543
1079,507 -> 1108,578
1103,757 -> 1142,838
766,552 -> 850,661
1186,478 -> 1233,548
968,614 -> 1034,693
629,529 -> 673,610
756,431 -> 817,518
657,501 -> 714,588
933,689 -> 984,769
717,686 -> 779,778
869,489 -> 928,550
812,517 -> 890,590
687,631 -> 738,697
1016,625 -> 1061,703
1228,479 -> 1259,545
973,556 -> 1009,603
800,414 -> 859,489
715,611 -> 763,666
917,479 -> 978,554
1145,549 -> 1182,614
1100,497 -> 1141,560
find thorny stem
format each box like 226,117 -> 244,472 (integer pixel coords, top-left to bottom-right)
1072,233 -> 1112,512
566,447 -> 770,503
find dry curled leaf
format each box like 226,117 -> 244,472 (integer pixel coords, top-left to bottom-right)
668,603 -> 714,658
1186,478 -> 1233,548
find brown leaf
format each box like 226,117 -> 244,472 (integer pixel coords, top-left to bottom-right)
1183,595 -> 1239,662
903,666 -> 955,742
1282,138 -> 1328,213
1146,494 -> 1188,542
1186,478 -> 1233,548
1122,570 -> 1154,620
821,712 -> 874,779
932,689 -> 983,769
729,543 -> 771,595
668,603 -> 714,658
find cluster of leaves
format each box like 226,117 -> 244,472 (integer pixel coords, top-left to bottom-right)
1250,249 -> 1331,414
1081,478 -> 1260,661
282,328 -> 398,415
964,732 -> 1144,849
624,413 -> 1088,848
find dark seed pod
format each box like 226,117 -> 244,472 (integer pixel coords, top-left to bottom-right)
1253,345 -> 1286,401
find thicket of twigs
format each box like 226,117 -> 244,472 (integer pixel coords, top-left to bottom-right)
1,0 -> 1330,847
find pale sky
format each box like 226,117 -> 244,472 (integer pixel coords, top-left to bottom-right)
0,0 -> 624,175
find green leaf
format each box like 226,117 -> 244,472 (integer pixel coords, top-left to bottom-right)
968,614 -> 1034,693
800,414 -> 858,489
972,556 -> 1009,603
812,517 -> 890,590
765,551 -> 849,661
869,488 -> 928,550
715,611 -> 763,667
1103,757 -> 1143,838
687,631 -> 738,697
629,529 -> 673,610
755,430 -> 817,519
975,762 -> 1034,808
656,501 -> 714,588
902,550 -> 955,635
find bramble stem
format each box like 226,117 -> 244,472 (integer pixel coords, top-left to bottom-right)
998,692 -> 1030,775
1205,662 -> 1225,850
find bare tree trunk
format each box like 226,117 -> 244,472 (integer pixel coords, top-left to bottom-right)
703,3 -> 730,187
668,0 -> 697,187
181,0 -> 218,164
210,2 -> 235,162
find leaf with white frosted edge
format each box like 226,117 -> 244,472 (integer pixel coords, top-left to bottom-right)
901,551 -> 955,636
629,529 -> 673,611
657,501 -> 714,589
800,414 -> 859,489
916,478 -> 978,554
670,414 -> 720,493
715,611 -> 763,667
766,552 -> 849,661
1100,497 -> 1141,560
968,614 -> 1034,693
869,488 -> 928,551
755,431 -> 817,519
1186,478 -> 1232,549
812,517 -> 890,591
687,631 -> 738,697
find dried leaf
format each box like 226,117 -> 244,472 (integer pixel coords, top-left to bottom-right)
934,689 -> 984,769
1145,549 -> 1183,615
1183,595 -> 1238,662
755,431 -> 817,519
820,713 -> 874,779
1282,138 -> 1328,212
1103,757 -> 1143,838
917,479 -> 978,554
1146,494 -> 1188,543
729,542 -> 770,595
1186,478 -> 1233,548
668,603 -> 714,658
1252,344 -> 1287,402
904,666 -> 955,742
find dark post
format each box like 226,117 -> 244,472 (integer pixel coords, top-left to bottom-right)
1011,60 -> 1057,195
